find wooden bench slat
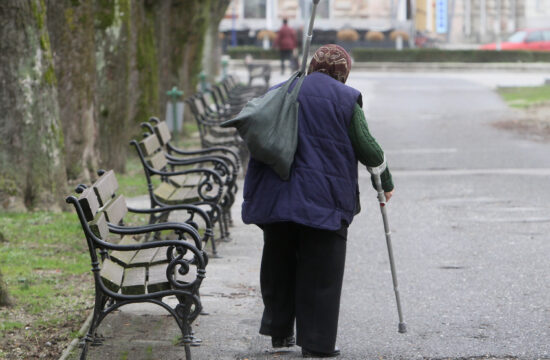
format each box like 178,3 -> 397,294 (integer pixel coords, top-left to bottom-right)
103,194 -> 128,225
204,134 -> 236,146
110,249 -> 136,267
177,186 -> 200,204
168,174 -> 202,188
121,267 -> 146,295
127,248 -> 159,267
153,182 -> 177,202
154,122 -> 172,146
147,264 -> 170,293
151,246 -> 170,264
93,170 -> 119,206
146,151 -> 168,171
139,134 -> 161,157
164,187 -> 195,205
78,188 -> 100,221
100,259 -> 124,293
89,212 -> 109,240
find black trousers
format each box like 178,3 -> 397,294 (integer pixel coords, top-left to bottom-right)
259,222 -> 347,353
280,49 -> 292,73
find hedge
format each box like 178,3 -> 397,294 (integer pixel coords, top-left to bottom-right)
226,46 -> 279,60
351,49 -> 550,62
226,46 -> 550,62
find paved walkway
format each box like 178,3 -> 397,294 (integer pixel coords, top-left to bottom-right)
65,70 -> 550,360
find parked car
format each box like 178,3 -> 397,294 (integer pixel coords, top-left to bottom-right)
479,28 -> 550,51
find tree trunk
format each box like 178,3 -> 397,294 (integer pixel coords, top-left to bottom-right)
94,0 -> 134,173
132,1 -> 160,132
176,0 -> 212,97
0,268 -> 12,307
0,0 -> 66,211
203,0 -> 231,83
47,0 -> 98,182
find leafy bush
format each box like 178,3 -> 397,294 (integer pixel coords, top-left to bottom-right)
227,46 -> 279,59
365,31 -> 385,42
227,47 -> 550,62
337,29 -> 359,42
351,48 -> 550,62
389,30 -> 410,41
257,30 -> 276,41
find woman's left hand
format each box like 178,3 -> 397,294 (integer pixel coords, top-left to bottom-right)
385,189 -> 394,202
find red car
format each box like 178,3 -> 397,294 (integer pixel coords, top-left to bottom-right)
479,28 -> 550,51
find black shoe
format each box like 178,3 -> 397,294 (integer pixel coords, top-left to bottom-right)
302,346 -> 340,358
272,335 -> 296,348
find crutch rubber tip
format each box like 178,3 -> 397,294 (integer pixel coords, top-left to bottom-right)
398,322 -> 407,334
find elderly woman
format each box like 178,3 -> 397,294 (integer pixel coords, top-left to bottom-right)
242,44 -> 394,358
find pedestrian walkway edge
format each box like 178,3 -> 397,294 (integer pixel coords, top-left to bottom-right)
58,311 -> 93,360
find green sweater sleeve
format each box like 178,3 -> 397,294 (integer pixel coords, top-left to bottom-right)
348,103 -> 394,192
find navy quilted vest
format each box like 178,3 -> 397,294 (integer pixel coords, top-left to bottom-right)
242,72 -> 361,231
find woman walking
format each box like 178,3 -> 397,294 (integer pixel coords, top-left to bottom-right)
242,44 -> 394,358
274,18 -> 298,74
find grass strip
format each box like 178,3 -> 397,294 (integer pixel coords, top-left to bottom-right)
497,85 -> 550,108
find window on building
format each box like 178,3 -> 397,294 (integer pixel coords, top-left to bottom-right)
300,0 -> 329,19
244,0 -> 266,18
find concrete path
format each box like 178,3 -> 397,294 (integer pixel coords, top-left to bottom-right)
69,71 -> 550,360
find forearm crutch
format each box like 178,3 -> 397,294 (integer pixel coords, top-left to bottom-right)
367,158 -> 407,334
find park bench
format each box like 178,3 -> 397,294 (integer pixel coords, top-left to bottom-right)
246,63 -> 271,87
184,94 -> 249,169
144,118 -> 239,203
185,93 -> 242,146
142,119 -> 239,230
67,169 -> 208,360
148,117 -> 241,175
130,132 -> 231,256
184,74 -> 270,169
210,76 -> 266,115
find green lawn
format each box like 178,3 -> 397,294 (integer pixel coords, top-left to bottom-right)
0,210 -> 92,358
497,85 -> 550,108
0,156 -> 165,358
116,154 -> 151,198
0,131 -> 204,358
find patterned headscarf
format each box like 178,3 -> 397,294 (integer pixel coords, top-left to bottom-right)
307,44 -> 352,84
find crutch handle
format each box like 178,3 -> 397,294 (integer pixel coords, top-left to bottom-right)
366,156 -> 387,176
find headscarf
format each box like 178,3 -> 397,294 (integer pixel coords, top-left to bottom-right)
307,44 -> 352,84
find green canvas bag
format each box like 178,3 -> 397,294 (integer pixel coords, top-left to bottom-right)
220,71 -> 305,180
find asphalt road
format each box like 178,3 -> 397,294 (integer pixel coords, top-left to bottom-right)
81,71 -> 550,360
339,73 -> 550,359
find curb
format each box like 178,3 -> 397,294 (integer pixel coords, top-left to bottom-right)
58,311 -> 94,360
229,59 -> 550,72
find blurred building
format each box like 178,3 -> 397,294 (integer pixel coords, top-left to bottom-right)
220,0 -> 409,33
220,0 -> 550,46
417,0 -> 550,44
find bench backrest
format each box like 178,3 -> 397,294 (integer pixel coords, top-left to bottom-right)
138,134 -> 168,171
153,121 -> 172,146
78,170 -> 128,229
